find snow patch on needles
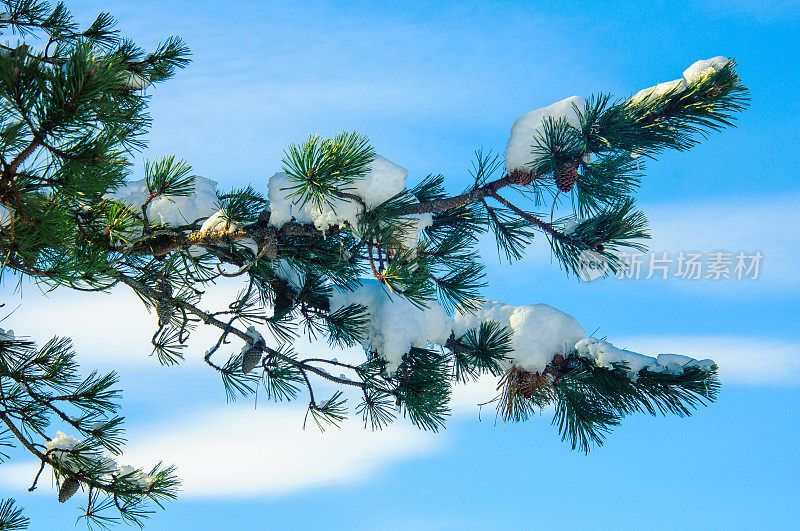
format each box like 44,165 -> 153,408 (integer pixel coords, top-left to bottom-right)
123,72 -> 149,90
328,287 -> 587,375
109,176 -> 219,227
46,432 -> 155,485
629,57 -> 730,105
630,78 -> 686,104
455,301 -> 586,372
504,59 -> 730,173
45,431 -> 82,472
327,285 -> 714,379
575,338 -> 715,381
505,95 -> 587,173
330,280 -> 452,372
46,431 -> 80,454
683,56 -> 730,85
267,155 -> 408,231
199,209 -> 238,233
116,465 -> 154,488
240,326 -> 265,354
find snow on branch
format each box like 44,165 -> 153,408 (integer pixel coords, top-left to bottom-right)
329,280 -> 714,380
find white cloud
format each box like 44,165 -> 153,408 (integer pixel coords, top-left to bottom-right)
1,277 -> 257,368
644,195 -> 800,287
616,336 -> 800,385
0,375 -> 510,499
0,463 -> 47,495
0,406 -> 439,498
126,407 -> 438,498
450,374 -> 502,417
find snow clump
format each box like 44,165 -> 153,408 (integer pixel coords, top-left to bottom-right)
682,56 -> 730,85
46,432 -> 155,486
629,57 -> 730,105
454,301 -> 586,373
123,72 -> 149,90
329,280 -> 452,372
329,284 -> 715,379
505,95 -> 587,173
46,431 -> 82,472
575,338 -> 715,381
108,176 -> 219,227
630,78 -> 687,104
397,213 -> 433,250
267,155 -> 408,231
199,209 -> 238,233
116,465 -> 154,488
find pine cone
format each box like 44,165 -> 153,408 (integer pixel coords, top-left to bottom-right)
242,340 -> 264,374
156,281 -> 174,326
508,169 -> 535,186
555,162 -> 580,192
58,476 -> 80,503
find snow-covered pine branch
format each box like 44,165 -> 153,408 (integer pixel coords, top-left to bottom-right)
0,0 -> 749,526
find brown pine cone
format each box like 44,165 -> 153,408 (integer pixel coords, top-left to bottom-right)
508,168 -> 535,186
555,162 -> 580,192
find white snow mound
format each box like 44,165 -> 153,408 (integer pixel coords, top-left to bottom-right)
267,155 -> 408,231
575,338 -> 715,380
683,56 -> 729,85
455,301 -> 586,372
505,95 -> 587,173
108,176 -> 219,227
329,280 -> 452,373
631,78 -> 687,104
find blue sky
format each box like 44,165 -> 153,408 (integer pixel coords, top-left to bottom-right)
2,0 -> 800,529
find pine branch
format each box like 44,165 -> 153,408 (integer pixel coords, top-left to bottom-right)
0,5 -> 750,522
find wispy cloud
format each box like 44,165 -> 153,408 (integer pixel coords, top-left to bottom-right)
126,406 -> 441,498
0,406 -> 440,498
644,195 -> 800,287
